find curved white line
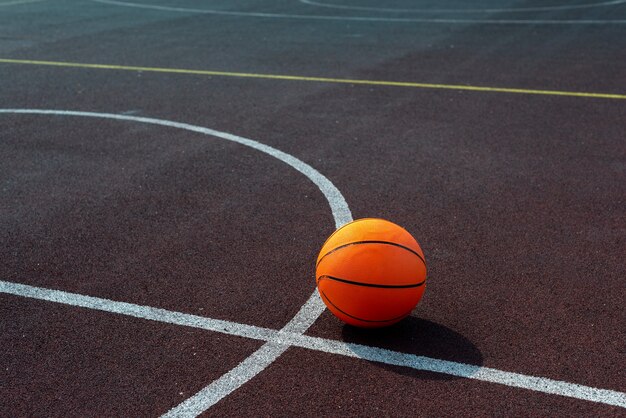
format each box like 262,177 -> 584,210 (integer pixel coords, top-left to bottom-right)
88,0 -> 626,24
298,0 -> 626,14
0,0 -> 46,6
0,109 -> 352,416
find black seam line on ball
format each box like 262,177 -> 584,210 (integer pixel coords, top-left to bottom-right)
320,289 -> 412,323
317,218 -> 376,252
318,275 -> 426,289
316,240 -> 426,268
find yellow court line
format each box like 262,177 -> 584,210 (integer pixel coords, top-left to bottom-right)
1,58 -> 625,100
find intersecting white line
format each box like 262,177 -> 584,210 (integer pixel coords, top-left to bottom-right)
0,109 -> 351,416
3,110 -> 626,414
1,280 -> 625,410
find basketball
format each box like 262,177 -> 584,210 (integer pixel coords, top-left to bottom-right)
315,218 -> 427,328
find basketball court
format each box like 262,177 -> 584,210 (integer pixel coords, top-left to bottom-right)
1,0 -> 625,416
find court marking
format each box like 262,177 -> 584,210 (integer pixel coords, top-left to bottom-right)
1,58 -> 625,100
298,0 -> 626,14
1,279 -> 625,409
0,108 -> 352,417
88,0 -> 626,24
0,0 -> 46,6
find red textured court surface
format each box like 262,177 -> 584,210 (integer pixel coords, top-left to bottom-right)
1,0 -> 625,416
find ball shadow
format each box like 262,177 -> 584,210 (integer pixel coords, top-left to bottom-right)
340,316 -> 483,380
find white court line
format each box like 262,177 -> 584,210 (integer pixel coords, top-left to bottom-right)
298,0 -> 626,14
162,294 -> 328,417
89,0 -> 626,24
0,109 -> 351,228
0,0 -> 46,6
0,109 -> 351,417
1,279 -> 625,410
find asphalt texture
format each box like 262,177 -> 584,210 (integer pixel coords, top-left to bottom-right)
1,0 -> 625,416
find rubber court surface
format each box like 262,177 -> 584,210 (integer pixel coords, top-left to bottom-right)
1,0 -> 625,416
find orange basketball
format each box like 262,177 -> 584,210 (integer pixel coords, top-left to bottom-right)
315,218 -> 427,328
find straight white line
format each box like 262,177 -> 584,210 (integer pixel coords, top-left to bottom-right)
0,0 -> 46,6
89,0 -> 626,24
2,280 -> 625,410
275,332 -> 626,409
299,0 -> 626,13
161,343 -> 290,417
0,280 -> 277,341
